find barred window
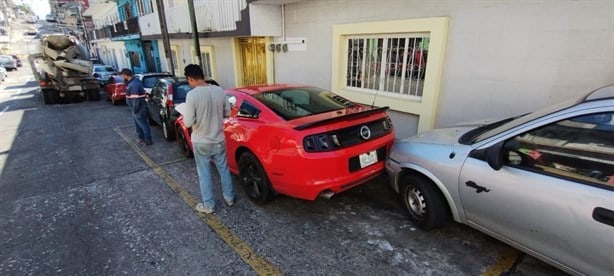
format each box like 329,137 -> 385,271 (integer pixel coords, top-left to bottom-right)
171,49 -> 179,72
149,0 -> 155,14
201,52 -> 213,77
346,34 -> 429,98
123,3 -> 133,19
136,0 -> 146,17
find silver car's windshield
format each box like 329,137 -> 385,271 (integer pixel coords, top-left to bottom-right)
464,98 -> 578,144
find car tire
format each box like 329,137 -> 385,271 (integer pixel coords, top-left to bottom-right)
147,113 -> 158,125
162,119 -> 175,141
400,175 -> 449,230
239,151 -> 273,204
176,128 -> 193,158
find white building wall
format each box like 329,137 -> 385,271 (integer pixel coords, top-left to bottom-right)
166,38 -> 237,88
97,41 -> 128,70
276,0 -> 614,132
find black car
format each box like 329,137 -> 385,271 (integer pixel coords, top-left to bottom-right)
146,77 -> 219,141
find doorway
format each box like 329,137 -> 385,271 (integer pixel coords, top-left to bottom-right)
238,37 -> 267,86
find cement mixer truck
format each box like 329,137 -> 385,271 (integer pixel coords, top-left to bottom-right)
28,34 -> 101,104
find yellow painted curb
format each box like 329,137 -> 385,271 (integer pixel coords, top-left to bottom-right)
482,246 -> 520,276
115,127 -> 282,275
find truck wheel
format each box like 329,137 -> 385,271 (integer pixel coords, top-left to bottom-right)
41,89 -> 58,105
86,89 -> 100,101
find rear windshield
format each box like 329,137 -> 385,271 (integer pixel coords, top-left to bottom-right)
253,87 -> 356,120
174,83 -> 192,104
142,76 -> 167,88
111,76 -> 123,83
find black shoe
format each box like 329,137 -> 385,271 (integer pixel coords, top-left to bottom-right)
143,140 -> 152,146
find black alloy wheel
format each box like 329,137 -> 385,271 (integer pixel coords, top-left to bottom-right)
238,152 -> 273,204
176,128 -> 193,158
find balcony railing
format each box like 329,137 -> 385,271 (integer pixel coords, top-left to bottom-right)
165,0 -> 247,34
110,17 -> 140,38
194,0 -> 246,32
93,26 -> 112,40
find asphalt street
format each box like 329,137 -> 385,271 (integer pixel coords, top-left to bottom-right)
0,21 -> 567,275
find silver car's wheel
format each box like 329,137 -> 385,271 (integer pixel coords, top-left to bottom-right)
400,175 -> 448,230
405,187 -> 427,217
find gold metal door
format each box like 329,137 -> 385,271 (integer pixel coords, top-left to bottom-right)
239,37 -> 267,86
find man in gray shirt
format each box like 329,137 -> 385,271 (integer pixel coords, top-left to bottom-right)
182,64 -> 235,214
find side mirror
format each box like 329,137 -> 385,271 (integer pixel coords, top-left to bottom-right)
484,141 -> 505,170
469,140 -> 505,171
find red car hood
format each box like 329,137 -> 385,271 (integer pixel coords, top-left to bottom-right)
288,105 -> 388,130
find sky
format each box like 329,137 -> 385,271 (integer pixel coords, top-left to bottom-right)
20,0 -> 51,18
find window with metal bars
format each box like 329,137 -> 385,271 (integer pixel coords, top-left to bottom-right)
136,0 -> 146,16
200,52 -> 213,77
346,35 -> 429,98
171,49 -> 179,72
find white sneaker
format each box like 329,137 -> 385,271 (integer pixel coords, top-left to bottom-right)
196,203 -> 214,214
225,198 -> 235,207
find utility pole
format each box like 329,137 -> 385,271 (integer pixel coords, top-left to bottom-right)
187,0 -> 203,70
155,0 -> 175,75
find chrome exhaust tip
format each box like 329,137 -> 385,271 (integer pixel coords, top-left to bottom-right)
318,190 -> 335,199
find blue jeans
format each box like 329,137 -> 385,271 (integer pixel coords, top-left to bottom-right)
193,141 -> 234,208
128,98 -> 151,142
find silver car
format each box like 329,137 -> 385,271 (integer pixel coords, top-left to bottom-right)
92,65 -> 118,85
0,55 -> 18,71
386,85 -> 614,275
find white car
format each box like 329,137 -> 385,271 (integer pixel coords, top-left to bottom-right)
386,85 -> 614,275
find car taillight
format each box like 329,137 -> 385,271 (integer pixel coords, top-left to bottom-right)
383,116 -> 393,131
39,81 -> 47,86
167,86 -> 174,107
303,133 -> 342,152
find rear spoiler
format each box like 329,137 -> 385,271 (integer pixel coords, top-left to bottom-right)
293,106 -> 389,130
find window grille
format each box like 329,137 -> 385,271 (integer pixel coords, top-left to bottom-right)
200,52 -> 213,77
171,49 -> 179,72
346,34 -> 429,98
137,0 -> 146,17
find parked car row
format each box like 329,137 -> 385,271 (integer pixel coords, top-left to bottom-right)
101,74 -> 613,275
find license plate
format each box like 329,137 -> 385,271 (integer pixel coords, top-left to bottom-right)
359,150 -> 378,168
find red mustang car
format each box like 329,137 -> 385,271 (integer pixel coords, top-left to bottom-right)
175,84 -> 395,203
104,75 -> 126,105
